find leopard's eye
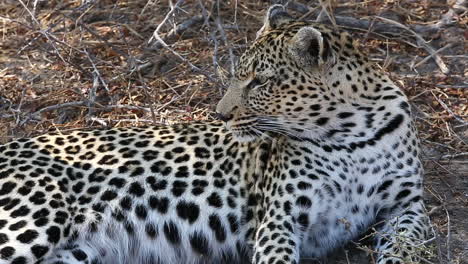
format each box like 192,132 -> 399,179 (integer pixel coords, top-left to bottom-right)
246,78 -> 269,90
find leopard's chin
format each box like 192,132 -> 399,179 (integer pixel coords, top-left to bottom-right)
223,121 -> 260,143
231,130 -> 258,143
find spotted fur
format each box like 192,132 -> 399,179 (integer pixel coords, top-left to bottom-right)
0,5 -> 429,264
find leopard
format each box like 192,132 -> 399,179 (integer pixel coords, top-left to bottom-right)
0,5 -> 430,264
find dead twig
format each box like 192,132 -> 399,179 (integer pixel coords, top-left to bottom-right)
443,197 -> 452,264
430,90 -> 467,125
17,0 -> 69,65
374,16 -> 450,74
30,101 -> 87,120
87,72 -> 99,117
197,0 -> 226,92
316,0 -> 336,27
15,0 -> 93,77
435,84 -> 468,89
433,0 -> 467,29
215,0 -> 235,76
413,43 -> 455,71
210,29 -> 221,82
18,101 -> 155,126
103,104 -> 152,112
438,152 -> 468,160
84,50 -> 110,92
287,1 -> 458,35
148,0 -> 213,80
139,0 -> 158,18
344,249 -> 351,264
150,15 -> 205,50
66,14 -> 129,59
90,117 -> 158,125
202,20 -> 218,75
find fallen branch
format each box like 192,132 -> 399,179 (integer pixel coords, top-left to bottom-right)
31,101 -> 87,118
103,104 -> 152,112
435,84 -> 468,89
15,1 -> 92,77
316,0 -> 336,27
196,0 -> 215,68
89,117 -> 158,125
84,50 -> 110,91
65,14 -> 129,59
433,0 -> 466,30
215,0 -> 235,76
287,1 -> 458,35
150,15 -> 204,50
430,91 -> 467,125
374,16 -> 450,74
17,0 -> 69,65
444,198 -> 452,263
209,29 -> 221,82
413,43 -> 454,71
16,102 -> 155,125
426,152 -> 468,160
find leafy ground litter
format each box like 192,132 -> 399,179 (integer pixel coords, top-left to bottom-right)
0,0 -> 467,263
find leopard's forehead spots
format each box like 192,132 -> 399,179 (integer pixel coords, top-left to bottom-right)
235,21 -> 353,80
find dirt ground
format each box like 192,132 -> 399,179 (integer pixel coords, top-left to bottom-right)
0,0 -> 467,263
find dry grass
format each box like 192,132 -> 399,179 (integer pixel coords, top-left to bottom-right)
0,0 -> 466,263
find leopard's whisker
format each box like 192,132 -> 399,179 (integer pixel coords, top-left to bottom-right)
257,115 -> 331,133
255,125 -> 302,140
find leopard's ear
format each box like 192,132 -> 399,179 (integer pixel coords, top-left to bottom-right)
256,5 -> 293,38
288,26 -> 331,67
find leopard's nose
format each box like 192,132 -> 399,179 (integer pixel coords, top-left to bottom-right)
215,113 -> 233,122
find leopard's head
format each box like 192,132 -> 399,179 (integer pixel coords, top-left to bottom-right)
217,5 -> 386,143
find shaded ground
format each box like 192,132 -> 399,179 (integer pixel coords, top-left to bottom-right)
0,0 -> 467,263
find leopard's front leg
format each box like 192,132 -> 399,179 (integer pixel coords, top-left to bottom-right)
252,206 -> 300,264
